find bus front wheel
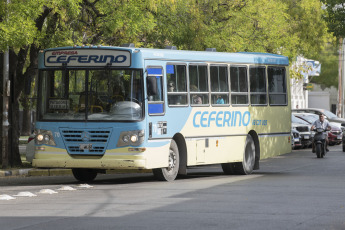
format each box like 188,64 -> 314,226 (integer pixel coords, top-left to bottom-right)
72,168 -> 98,182
153,140 -> 180,182
222,134 -> 255,175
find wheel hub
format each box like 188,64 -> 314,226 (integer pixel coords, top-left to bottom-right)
168,150 -> 176,171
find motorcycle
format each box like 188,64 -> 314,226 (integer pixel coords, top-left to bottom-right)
313,127 -> 326,158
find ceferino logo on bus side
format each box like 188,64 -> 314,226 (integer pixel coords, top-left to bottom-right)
44,49 -> 131,67
193,111 -> 251,128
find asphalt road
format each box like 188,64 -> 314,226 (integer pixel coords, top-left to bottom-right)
1,145 -> 345,230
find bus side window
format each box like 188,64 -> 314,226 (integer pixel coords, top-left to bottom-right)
189,65 -> 209,106
230,66 -> 248,105
210,65 -> 229,105
166,64 -> 187,106
249,66 -> 267,105
147,68 -> 164,115
268,67 -> 287,105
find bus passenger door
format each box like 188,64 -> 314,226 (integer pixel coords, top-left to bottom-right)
146,67 -> 167,139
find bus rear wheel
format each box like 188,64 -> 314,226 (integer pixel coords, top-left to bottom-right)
72,168 -> 98,182
222,134 -> 255,175
153,140 -> 179,182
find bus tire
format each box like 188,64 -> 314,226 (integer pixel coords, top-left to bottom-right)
222,135 -> 255,175
72,168 -> 98,182
152,139 -> 179,182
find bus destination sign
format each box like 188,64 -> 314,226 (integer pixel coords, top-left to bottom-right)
44,49 -> 131,67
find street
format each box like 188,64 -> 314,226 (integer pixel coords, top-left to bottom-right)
1,145 -> 345,230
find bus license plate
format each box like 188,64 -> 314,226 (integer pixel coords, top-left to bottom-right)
79,144 -> 92,150
337,135 -> 342,140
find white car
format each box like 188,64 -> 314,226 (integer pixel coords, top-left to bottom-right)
292,114 -> 313,148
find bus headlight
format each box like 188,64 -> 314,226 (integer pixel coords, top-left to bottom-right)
35,129 -> 56,146
44,134 -> 50,142
130,134 -> 138,143
117,130 -> 144,147
37,134 -> 44,142
123,135 -> 130,143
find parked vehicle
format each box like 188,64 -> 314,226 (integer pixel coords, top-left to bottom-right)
291,129 -> 302,149
314,127 -> 327,158
294,113 -> 343,145
291,114 -> 313,148
292,108 -> 345,130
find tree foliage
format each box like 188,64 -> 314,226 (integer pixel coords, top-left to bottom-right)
322,0 -> 345,38
310,40 -> 339,88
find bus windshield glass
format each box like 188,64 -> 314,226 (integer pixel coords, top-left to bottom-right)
38,69 -> 143,121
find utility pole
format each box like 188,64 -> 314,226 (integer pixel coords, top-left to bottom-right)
338,38 -> 343,118
2,0 -> 10,168
2,50 -> 9,168
342,38 -> 345,118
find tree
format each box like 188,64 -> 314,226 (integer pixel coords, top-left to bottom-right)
0,0 -> 82,167
322,0 -> 345,38
146,0 -> 329,61
309,40 -> 339,88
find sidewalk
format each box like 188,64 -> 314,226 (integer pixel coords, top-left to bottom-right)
0,168 -> 72,178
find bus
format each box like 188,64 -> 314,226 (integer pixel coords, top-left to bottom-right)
32,44 -> 291,182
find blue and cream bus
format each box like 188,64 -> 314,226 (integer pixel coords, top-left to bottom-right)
32,45 -> 291,182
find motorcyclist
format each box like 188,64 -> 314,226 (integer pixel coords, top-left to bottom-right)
311,114 -> 331,152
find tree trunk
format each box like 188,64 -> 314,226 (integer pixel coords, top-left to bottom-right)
9,49 -> 26,167
9,93 -> 22,167
21,97 -> 32,136
0,52 -> 3,167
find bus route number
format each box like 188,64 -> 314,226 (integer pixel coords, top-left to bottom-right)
252,120 -> 267,126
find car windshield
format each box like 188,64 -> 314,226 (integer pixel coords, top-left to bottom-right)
295,114 -> 318,124
321,109 -> 338,119
38,69 -> 143,121
292,115 -> 309,125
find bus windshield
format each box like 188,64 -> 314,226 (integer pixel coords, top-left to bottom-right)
38,69 -> 143,121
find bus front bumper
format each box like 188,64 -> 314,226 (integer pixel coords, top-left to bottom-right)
31,144 -> 170,170
32,154 -> 147,169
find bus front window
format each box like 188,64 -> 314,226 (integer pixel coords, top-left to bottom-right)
38,69 -> 143,121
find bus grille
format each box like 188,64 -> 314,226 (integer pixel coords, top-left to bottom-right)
60,128 -> 112,155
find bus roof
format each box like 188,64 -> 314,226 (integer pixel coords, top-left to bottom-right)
42,46 -> 289,66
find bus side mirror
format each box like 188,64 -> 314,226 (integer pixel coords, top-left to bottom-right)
147,76 -> 158,96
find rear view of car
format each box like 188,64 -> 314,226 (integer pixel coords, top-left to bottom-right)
328,125 -> 342,145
